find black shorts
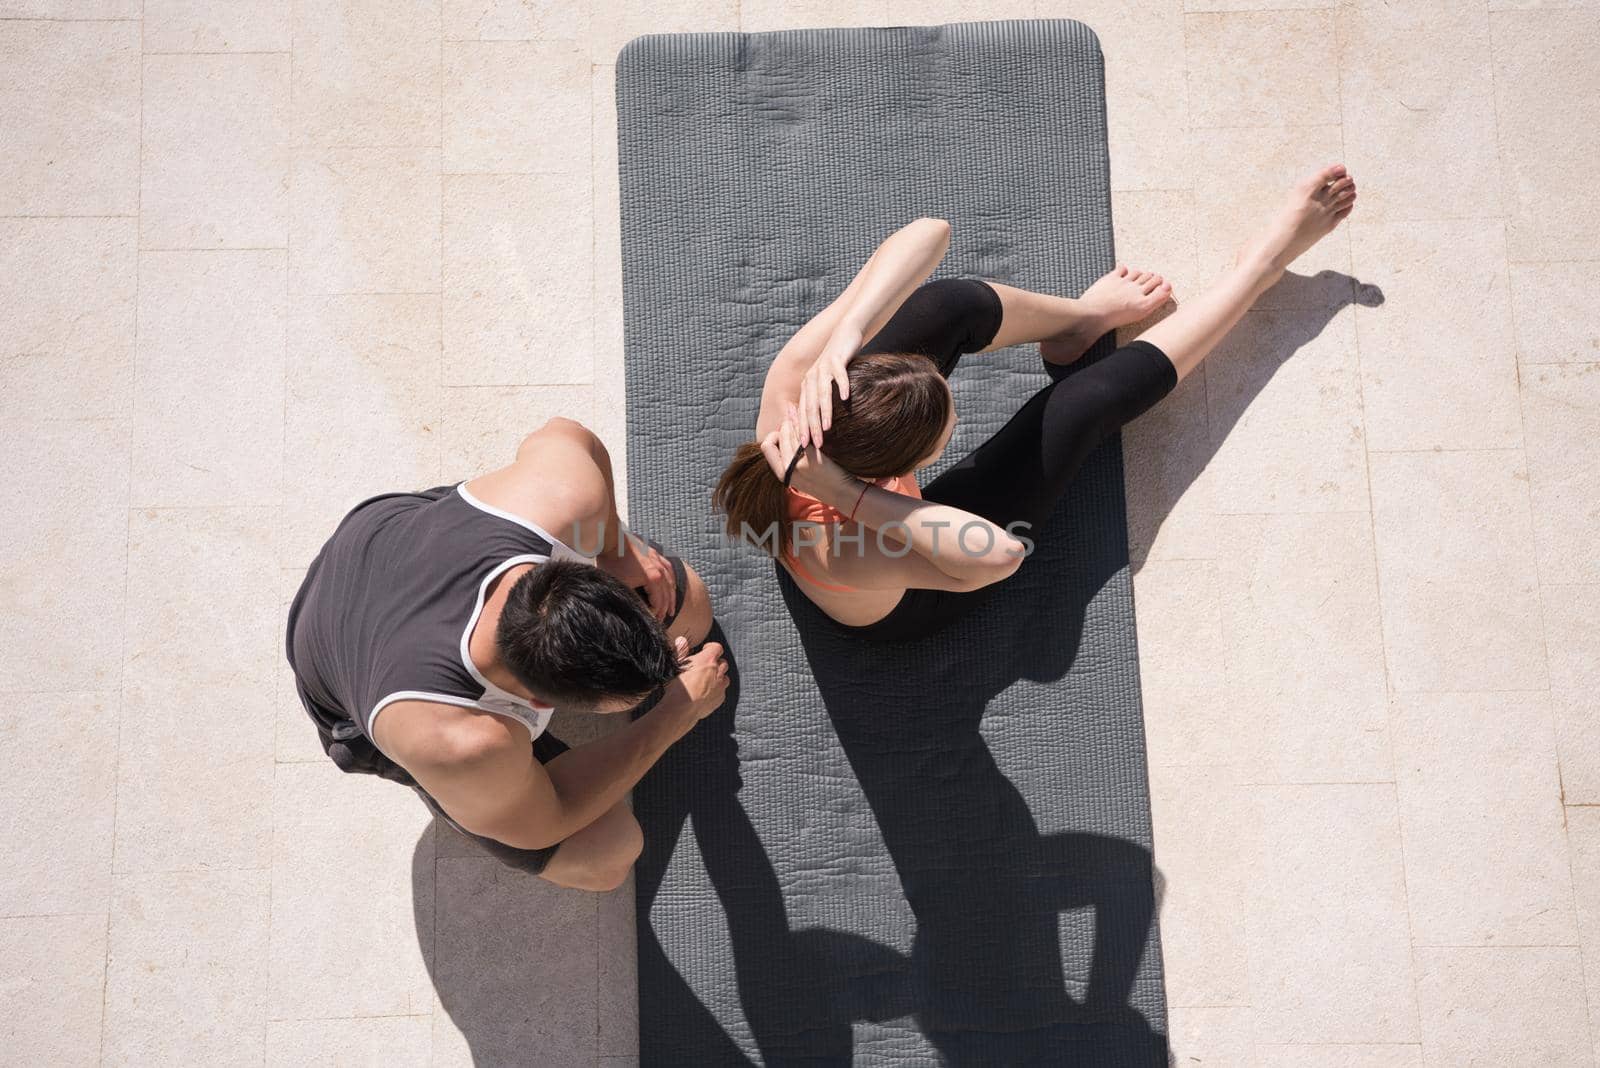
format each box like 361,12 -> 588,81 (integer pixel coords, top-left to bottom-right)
412,728 -> 573,875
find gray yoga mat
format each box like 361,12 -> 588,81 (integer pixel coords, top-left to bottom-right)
617,19 -> 1166,1065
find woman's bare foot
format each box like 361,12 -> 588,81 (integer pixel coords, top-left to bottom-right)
1236,164 -> 1358,278
1040,264 -> 1173,364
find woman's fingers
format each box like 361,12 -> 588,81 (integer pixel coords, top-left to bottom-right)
816,367 -> 834,432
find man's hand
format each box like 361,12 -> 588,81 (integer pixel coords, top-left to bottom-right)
662,637 -> 729,722
596,530 -> 676,622
796,325 -> 863,447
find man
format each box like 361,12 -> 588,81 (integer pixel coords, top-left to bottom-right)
285,416 -> 728,890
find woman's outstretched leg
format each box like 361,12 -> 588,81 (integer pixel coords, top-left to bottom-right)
1139,163 -> 1356,381
924,163 -> 1358,534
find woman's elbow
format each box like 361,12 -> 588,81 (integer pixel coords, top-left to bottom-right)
948,536 -> 1026,591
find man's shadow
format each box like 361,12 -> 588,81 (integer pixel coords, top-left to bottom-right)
411,271 -> 1381,1066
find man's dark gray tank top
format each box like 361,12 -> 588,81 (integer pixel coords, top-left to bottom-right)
286,482 -> 594,751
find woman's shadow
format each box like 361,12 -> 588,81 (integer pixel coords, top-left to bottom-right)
412,270 -> 1381,1066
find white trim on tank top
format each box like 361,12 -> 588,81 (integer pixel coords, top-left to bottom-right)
455,481 -> 597,563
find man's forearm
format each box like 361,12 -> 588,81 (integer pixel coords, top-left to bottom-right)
537,698 -> 695,839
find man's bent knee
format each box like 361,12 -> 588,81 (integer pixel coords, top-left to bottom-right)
540,804 -> 642,892
669,564 -> 713,648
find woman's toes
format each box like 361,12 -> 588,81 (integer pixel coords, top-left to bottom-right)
1328,176 -> 1354,196
1142,274 -> 1164,295
1115,263 -> 1129,276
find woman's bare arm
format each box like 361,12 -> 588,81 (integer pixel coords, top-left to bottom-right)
757,217 -> 952,440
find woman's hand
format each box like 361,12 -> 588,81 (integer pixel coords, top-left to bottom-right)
759,404 -> 859,503
595,531 -> 677,622
796,325 -> 863,447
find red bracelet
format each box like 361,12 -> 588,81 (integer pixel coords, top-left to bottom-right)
847,480 -> 871,521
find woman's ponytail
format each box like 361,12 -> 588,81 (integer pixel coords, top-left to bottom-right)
713,441 -> 792,558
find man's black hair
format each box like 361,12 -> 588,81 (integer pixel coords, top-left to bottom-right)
496,558 -> 680,710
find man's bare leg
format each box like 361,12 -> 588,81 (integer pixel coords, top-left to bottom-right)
1138,164 -> 1357,384
539,799 -> 643,891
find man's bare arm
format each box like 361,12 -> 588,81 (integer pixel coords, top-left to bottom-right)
376,643 -> 729,851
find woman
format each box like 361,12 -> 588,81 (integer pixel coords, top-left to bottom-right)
714,165 -> 1358,641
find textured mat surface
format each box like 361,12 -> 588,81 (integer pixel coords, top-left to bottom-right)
617,20 -> 1166,1065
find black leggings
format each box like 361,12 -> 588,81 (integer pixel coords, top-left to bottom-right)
821,277 -> 1179,642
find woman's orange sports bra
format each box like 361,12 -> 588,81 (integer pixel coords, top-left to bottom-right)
781,474 -> 922,592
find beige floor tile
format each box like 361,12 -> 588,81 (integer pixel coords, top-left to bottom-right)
1247,784 -> 1418,1043
1150,765 -> 1256,1007
0,418 -> 129,692
1368,450 -> 1547,693
0,20 -> 139,216
276,567 -> 328,764
144,0 -> 292,53
1239,689 -> 1393,787
0,692 -> 117,916
1134,560 -> 1248,768
1046,0 -> 1189,193
290,147 -> 442,295
1112,189 -> 1204,314
1184,10 -> 1339,129
1204,307 -> 1369,514
1414,946 -> 1591,1067
0,0 -> 139,14
114,682 -> 274,874
269,764 -> 436,1019
267,1016 -> 433,1067
1336,1 -> 1500,225
132,250 -> 287,507
1187,125 -> 1354,306
282,294 -> 443,566
882,0 -> 1035,22
1256,1046 -> 1423,1067
0,217 -> 136,424
104,868 -> 270,1067
1490,10 -> 1600,262
1509,262 -> 1600,364
1391,691 -> 1575,947
0,913 -> 108,1067
431,856 -> 598,1067
599,870 -> 638,1057
442,173 -> 592,385
445,0 -> 589,41
1166,1005 -> 1256,1065
439,385 -> 595,480
1521,363 -> 1600,583
1122,369 -> 1221,564
1543,585 -> 1600,802
291,0 -> 441,148
1350,220 -> 1522,452
589,0 -> 738,65
1215,512 -> 1387,699
742,0 -> 891,30
1185,0 -> 1336,8
123,506 -> 280,690
141,54 -> 291,250
1544,581 -> 1600,697
1564,808 -> 1600,1059
443,40 -> 590,175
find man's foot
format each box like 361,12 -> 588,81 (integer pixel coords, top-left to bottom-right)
1040,264 -> 1172,364
1237,164 -> 1358,277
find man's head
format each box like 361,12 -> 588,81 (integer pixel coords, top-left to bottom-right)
496,559 -> 680,713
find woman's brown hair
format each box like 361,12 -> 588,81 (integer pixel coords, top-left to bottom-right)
713,351 -> 951,558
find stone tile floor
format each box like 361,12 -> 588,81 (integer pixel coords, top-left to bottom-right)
1,0 -> 1596,1064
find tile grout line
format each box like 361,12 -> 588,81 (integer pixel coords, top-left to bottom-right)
1328,0 -> 1428,1048
100,4 -> 147,1060
264,10 -> 300,1065
1483,7 -> 1596,1047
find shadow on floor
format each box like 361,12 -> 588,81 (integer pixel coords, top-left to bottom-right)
1126,269 -> 1385,575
